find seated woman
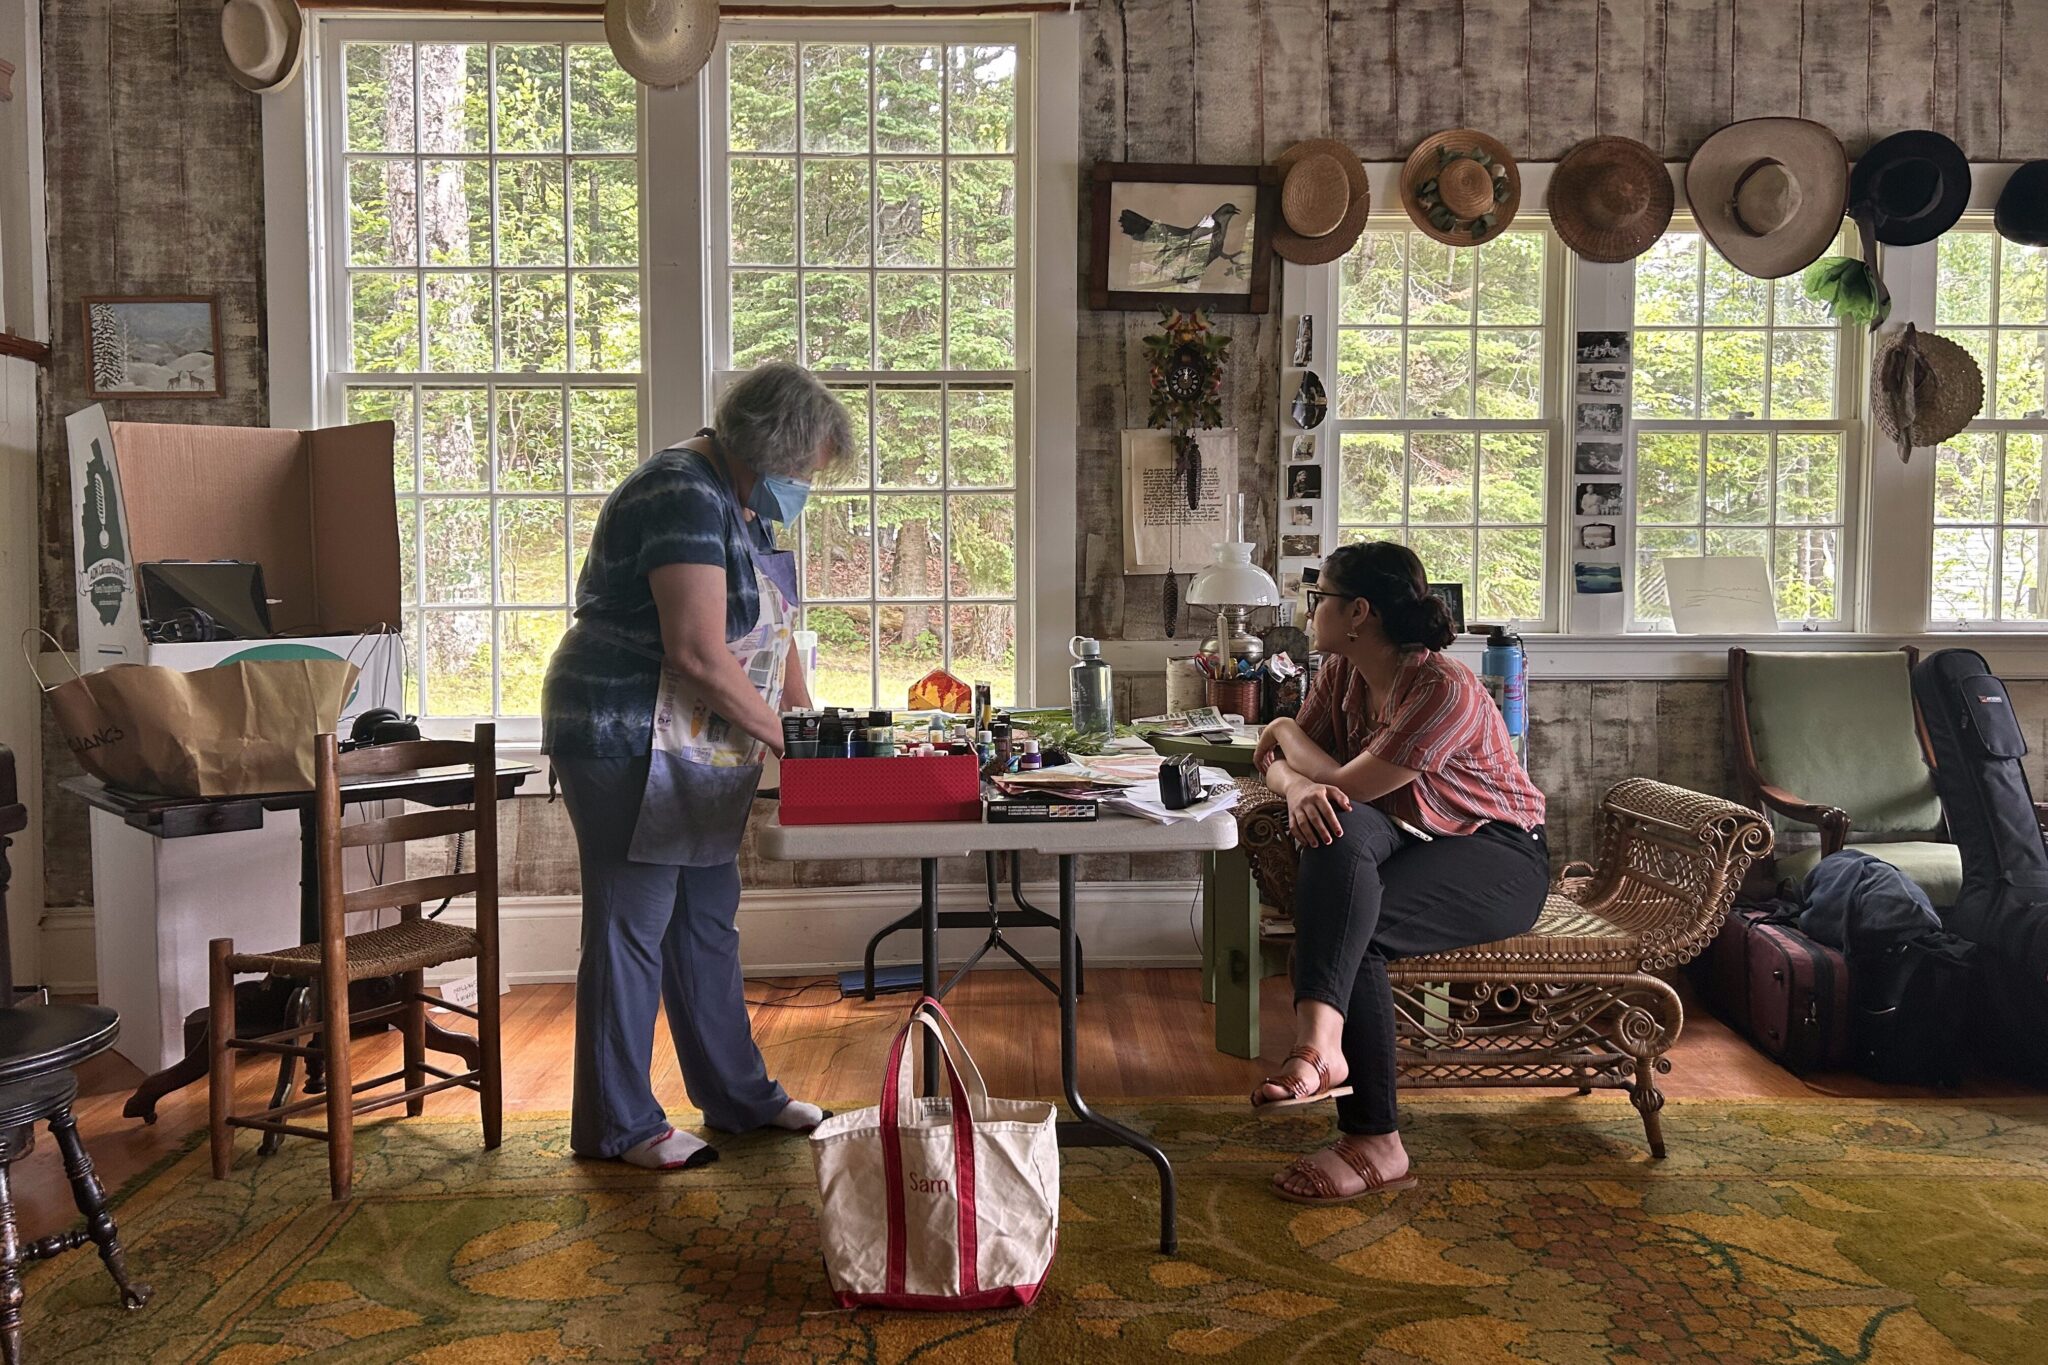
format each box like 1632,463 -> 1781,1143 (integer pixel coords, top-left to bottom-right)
1250,542 -> 1549,1205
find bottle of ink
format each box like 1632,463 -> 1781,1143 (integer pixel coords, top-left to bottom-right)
1018,738 -> 1043,772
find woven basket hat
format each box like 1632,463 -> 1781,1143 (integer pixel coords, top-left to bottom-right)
1401,129 -> 1521,246
1272,140 -> 1370,265
1549,136 -> 1674,263
220,0 -> 304,94
1871,324 -> 1984,460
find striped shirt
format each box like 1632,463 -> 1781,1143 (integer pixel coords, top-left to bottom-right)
1296,649 -> 1545,836
541,443 -> 775,757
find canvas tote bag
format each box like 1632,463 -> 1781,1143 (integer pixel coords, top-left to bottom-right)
810,998 -> 1059,1309
32,636 -> 358,797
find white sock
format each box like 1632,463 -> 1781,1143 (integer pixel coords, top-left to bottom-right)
619,1127 -> 717,1170
770,1100 -> 826,1132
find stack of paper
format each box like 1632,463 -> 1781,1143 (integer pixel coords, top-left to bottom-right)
1097,767 -> 1241,824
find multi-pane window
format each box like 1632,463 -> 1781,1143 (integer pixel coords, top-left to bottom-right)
333,37 -> 642,718
1630,228 -> 1852,626
1331,228 -> 1552,623
712,31 -> 1027,708
1931,228 -> 2048,623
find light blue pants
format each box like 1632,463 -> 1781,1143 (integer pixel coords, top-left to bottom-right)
552,756 -> 789,1157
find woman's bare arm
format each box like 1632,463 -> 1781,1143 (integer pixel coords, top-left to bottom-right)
650,562 -> 787,753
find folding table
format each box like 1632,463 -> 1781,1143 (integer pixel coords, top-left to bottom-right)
758,808 -> 1238,1255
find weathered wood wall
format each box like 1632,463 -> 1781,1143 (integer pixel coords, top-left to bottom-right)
1075,0 -> 2048,641
30,0 -> 2048,910
35,0 -> 271,906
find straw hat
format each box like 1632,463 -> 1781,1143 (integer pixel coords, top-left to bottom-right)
1851,130 -> 1970,247
1548,136 -> 1674,263
1271,139 -> 1369,265
1871,324 -> 1983,461
1995,161 -> 2048,248
1685,118 -> 1848,280
605,0 -> 719,90
220,0 -> 304,94
1400,129 -> 1521,246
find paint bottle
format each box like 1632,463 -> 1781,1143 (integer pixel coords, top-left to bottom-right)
848,726 -> 873,758
1018,739 -> 1043,772
867,711 -> 897,757
976,729 -> 996,765
991,717 -> 1013,768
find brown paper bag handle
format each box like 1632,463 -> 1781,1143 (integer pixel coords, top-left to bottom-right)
20,629 -> 84,694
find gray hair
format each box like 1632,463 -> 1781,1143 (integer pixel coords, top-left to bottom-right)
716,363 -> 858,479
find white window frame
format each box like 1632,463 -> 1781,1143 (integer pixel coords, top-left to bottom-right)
1624,216 -> 1866,632
1303,219 -> 1569,632
704,20 -> 1038,711
265,13 -> 1078,738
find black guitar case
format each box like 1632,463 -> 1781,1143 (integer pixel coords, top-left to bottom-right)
1909,649 -> 2048,1008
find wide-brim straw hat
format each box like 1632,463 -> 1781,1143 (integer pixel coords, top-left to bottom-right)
1686,118 -> 1848,280
1272,139 -> 1369,265
1401,129 -> 1521,247
605,0 -> 719,90
1871,324 -> 1984,458
1549,136 -> 1674,263
220,0 -> 304,95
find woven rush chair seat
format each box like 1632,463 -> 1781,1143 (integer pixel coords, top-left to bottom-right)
1233,776 -> 1771,1157
226,919 -> 480,982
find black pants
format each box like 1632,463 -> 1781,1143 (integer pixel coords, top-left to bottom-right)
1292,804 -> 1550,1135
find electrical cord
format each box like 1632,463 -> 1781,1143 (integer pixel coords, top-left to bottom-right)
744,976 -> 848,1008
428,828 -> 466,918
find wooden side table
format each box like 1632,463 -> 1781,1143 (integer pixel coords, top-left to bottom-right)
1144,733 -> 1288,1059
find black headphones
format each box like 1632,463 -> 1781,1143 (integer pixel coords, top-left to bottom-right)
342,707 -> 422,751
143,607 -> 231,644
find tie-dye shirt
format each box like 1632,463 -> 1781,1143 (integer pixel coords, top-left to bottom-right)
541,444 -> 774,756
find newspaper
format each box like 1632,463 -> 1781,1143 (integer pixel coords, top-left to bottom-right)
1134,706 -> 1232,736
1120,429 -> 1239,573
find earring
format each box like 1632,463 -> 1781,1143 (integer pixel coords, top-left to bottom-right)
1346,630 -> 1358,642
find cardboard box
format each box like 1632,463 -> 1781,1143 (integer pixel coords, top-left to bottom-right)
65,402 -> 401,668
63,404 -> 411,1069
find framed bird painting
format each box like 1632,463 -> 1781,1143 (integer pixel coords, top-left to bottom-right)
1089,163 -> 1278,313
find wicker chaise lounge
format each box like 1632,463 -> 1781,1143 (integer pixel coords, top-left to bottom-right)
1235,777 -> 1772,1156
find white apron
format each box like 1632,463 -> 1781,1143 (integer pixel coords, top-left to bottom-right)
625,455 -> 798,866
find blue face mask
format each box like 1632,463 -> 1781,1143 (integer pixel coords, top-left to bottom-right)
747,473 -> 811,524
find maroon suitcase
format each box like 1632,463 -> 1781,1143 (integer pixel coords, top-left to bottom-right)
1700,904 -> 1852,1073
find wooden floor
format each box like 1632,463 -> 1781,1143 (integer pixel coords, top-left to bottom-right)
16,969 -> 2035,1238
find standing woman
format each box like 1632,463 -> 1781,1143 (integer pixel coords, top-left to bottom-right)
1249,542 -> 1549,1204
542,363 -> 853,1169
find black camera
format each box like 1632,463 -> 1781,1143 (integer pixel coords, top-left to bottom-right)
1158,754 -> 1206,810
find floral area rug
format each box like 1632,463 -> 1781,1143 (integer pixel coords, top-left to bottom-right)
24,1097 -> 2048,1362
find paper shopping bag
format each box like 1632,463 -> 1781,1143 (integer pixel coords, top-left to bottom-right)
45,657 -> 359,797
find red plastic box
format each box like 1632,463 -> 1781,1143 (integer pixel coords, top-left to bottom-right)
778,753 -> 984,825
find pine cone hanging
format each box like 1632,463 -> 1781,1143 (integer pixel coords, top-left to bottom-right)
1163,567 -> 1180,638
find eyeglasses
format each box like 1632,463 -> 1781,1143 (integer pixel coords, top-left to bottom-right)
1302,588 -> 1355,615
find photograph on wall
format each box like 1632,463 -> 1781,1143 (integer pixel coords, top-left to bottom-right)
1090,162 -> 1276,313
1575,440 -> 1624,475
1286,465 -> 1323,501
1279,569 -> 1304,601
1292,315 -> 1313,366
1285,500 -> 1319,529
1576,482 -> 1623,516
1428,582 -> 1466,633
1576,401 -> 1625,435
1576,331 -> 1630,366
1575,560 -> 1624,594
1280,532 -> 1322,559
1577,365 -> 1628,397
1289,434 -> 1317,462
1579,522 -> 1618,550
82,295 -> 222,398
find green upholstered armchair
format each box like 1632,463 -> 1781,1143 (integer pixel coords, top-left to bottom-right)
1727,647 -> 1963,907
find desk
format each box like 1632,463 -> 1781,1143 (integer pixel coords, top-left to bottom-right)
63,764 -> 534,1121
1145,733 -> 1288,1060
759,810 -> 1237,1256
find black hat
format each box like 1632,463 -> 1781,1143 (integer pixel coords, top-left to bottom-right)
1996,161 -> 2048,249
1849,130 -> 1970,246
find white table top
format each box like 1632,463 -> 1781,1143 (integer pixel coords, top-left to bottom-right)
759,809 -> 1238,860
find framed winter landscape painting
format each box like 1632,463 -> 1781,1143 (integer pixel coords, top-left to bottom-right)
81,295 -> 222,398
1089,163 -> 1276,313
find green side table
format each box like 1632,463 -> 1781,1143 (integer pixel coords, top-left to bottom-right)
1146,732 -> 1290,1059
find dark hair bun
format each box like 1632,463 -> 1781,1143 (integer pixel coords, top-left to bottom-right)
1382,591 -> 1456,650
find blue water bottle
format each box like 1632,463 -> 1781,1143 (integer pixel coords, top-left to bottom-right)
1482,626 -> 1528,766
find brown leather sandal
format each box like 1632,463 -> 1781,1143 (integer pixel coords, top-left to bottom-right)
1249,1044 -> 1355,1110
1269,1142 -> 1419,1206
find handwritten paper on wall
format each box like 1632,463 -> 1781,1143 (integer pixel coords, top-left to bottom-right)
1121,429 -> 1238,574
1661,556 -> 1780,634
